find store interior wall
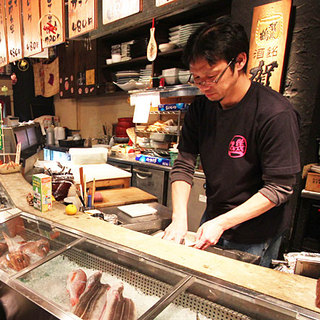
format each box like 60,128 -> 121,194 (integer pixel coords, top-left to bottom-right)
54,94 -> 133,139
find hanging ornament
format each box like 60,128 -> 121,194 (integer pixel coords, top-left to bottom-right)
18,59 -> 29,72
147,18 -> 157,62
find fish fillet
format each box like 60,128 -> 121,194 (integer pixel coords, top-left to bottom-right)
99,282 -> 137,320
67,269 -> 87,307
73,271 -> 103,318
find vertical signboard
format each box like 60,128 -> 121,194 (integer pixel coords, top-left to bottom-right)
0,103 -> 2,151
68,0 -> 97,38
102,0 -> 142,25
0,0 -> 8,67
247,0 -> 292,92
40,0 -> 65,48
22,0 -> 42,56
6,0 -> 23,62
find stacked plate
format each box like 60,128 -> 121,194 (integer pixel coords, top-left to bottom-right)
168,22 -> 205,47
139,65 -> 153,84
115,70 -> 140,84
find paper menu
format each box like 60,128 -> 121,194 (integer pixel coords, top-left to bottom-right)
131,92 -> 160,124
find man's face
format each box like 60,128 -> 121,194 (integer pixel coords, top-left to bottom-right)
189,58 -> 237,102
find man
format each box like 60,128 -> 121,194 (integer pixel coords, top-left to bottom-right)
162,17 -> 300,267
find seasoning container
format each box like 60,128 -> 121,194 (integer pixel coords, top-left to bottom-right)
46,126 -> 55,145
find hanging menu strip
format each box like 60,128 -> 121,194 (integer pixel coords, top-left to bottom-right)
40,0 -> 65,48
0,0 -> 8,67
6,0 -> 23,62
68,0 -> 97,39
22,0 -> 42,57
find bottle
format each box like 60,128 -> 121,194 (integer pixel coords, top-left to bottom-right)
54,127 -> 59,145
46,126 -> 55,145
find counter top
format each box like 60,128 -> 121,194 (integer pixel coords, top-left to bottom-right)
0,172 -> 319,315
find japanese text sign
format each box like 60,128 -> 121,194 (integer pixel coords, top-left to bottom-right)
22,0 -> 42,56
6,0 -> 23,62
40,0 -> 65,48
247,0 -> 292,92
68,0 -> 97,38
0,0 -> 8,67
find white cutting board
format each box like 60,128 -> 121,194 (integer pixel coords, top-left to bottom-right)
118,203 -> 157,217
71,164 -> 131,184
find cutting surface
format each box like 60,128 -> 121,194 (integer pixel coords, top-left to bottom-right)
94,187 -> 157,207
71,163 -> 131,184
0,172 -> 319,314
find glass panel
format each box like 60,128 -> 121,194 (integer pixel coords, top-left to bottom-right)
17,239 -> 185,319
0,215 -> 78,275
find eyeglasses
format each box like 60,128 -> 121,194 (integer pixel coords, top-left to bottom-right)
188,58 -> 235,87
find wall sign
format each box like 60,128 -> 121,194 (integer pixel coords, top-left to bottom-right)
22,0 -> 42,57
6,0 -> 23,62
247,0 -> 292,92
156,0 -> 176,7
40,0 -> 65,48
68,0 -> 97,38
0,0 -> 8,67
102,0 -> 142,25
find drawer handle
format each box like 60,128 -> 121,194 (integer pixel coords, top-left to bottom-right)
133,168 -> 152,178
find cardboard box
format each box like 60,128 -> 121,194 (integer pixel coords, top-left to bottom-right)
305,172 -> 320,192
32,174 -> 52,212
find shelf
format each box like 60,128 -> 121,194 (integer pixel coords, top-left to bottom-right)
135,129 -> 179,135
101,48 -> 184,69
149,111 -> 184,115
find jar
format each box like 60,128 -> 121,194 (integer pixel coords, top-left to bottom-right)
115,117 -> 133,137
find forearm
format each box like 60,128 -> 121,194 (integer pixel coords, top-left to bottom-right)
171,180 -> 191,224
215,192 -> 276,232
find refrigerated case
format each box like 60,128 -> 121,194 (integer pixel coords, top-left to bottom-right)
131,165 -> 169,206
0,212 -> 319,320
167,174 -> 207,232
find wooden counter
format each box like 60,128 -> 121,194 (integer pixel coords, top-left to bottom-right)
0,172 -> 319,314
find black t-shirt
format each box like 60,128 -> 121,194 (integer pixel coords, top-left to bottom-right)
178,81 -> 300,243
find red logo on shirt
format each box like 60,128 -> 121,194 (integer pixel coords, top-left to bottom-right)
228,135 -> 247,158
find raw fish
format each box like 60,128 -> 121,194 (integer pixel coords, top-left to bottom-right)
99,282 -> 137,320
0,251 -> 30,271
2,232 -> 50,257
67,269 -> 87,307
0,242 -> 8,255
74,271 -> 103,317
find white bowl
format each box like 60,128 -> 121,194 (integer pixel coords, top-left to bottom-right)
178,71 -> 190,83
111,54 -> 121,63
113,80 -> 137,91
159,43 -> 176,52
113,80 -> 148,91
162,68 -> 181,85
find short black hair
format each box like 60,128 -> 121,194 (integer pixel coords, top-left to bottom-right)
182,16 -> 249,71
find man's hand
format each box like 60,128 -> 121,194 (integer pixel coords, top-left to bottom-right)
162,219 -> 188,244
194,218 -> 225,250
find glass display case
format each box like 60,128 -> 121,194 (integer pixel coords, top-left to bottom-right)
0,211 -> 318,320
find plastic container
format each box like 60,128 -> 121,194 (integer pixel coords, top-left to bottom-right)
169,148 -> 179,166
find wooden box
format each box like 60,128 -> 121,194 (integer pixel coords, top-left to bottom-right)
305,172 -> 320,192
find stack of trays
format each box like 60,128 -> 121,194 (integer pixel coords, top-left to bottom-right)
168,22 -> 205,47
